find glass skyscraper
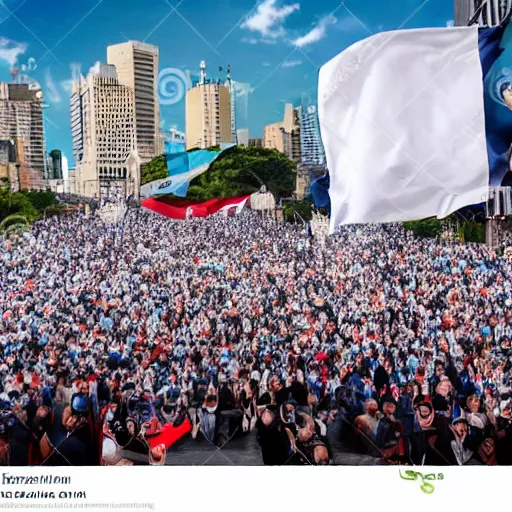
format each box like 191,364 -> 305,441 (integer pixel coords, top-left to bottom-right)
299,97 -> 325,166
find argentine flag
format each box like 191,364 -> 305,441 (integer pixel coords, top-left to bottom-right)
317,20 -> 512,232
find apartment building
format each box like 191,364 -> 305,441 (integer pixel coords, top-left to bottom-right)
70,63 -> 140,199
107,41 -> 161,162
0,83 -> 46,190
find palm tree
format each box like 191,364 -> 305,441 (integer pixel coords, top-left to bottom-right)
0,214 -> 31,237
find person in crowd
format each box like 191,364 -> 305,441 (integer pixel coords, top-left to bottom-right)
1,207 -> 512,466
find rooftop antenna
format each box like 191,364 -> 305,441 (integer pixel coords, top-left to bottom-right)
225,64 -> 237,144
199,61 -> 206,85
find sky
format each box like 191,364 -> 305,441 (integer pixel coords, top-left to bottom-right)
0,0 -> 453,166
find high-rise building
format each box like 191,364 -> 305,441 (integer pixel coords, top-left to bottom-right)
47,149 -> 63,179
264,103 -> 301,161
70,63 -> 140,198
249,138 -> 263,148
300,101 -> 325,166
264,122 -> 284,152
46,151 -> 70,193
454,0 -> 512,26
185,61 -> 232,151
107,41 -> 161,162
283,105 -> 301,157
0,82 -> 46,190
295,163 -> 325,200
0,140 -> 17,190
237,128 -> 249,147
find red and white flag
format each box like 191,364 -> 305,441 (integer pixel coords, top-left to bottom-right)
141,195 -> 250,220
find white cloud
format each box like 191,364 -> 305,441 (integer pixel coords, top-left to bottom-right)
89,61 -> 102,75
61,63 -> 82,94
0,37 -> 27,66
60,79 -> 73,93
44,68 -> 61,103
241,37 -> 278,45
263,62 -> 272,67
293,14 -> 336,48
232,80 -> 254,97
241,0 -> 299,39
70,62 -> 82,81
282,59 -> 302,68
446,20 -> 454,27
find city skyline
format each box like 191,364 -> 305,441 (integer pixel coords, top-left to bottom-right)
0,0 -> 452,166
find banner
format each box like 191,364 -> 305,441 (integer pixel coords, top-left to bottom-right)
147,144 -> 236,198
144,164 -> 210,198
142,195 -> 250,219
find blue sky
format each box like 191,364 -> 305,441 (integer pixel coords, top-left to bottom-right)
0,0 -> 453,165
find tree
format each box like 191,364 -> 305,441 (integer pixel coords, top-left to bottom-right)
0,190 -> 39,222
403,218 -> 442,238
141,155 -> 167,185
187,146 -> 296,201
0,214 -> 31,236
457,221 -> 484,243
283,200 -> 313,224
22,190 -> 57,212
0,189 -> 58,224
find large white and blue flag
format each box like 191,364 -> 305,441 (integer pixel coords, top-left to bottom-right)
140,143 -> 235,199
317,21 -> 512,231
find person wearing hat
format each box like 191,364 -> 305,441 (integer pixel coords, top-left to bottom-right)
41,393 -> 94,466
448,415 -> 473,465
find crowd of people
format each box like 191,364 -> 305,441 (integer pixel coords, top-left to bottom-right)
1,206 -> 512,466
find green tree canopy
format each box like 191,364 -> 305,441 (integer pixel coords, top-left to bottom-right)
403,218 -> 443,238
0,189 -> 58,224
0,190 -> 39,222
141,155 -> 167,186
187,146 -> 296,201
283,200 -> 313,224
21,190 -> 57,212
457,221 -> 484,243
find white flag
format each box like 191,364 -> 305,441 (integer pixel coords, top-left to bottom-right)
318,26 -> 490,232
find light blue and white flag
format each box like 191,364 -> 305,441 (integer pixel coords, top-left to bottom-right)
318,22 -> 512,231
142,144 -> 236,199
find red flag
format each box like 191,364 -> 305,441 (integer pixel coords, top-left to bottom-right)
142,195 -> 250,219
